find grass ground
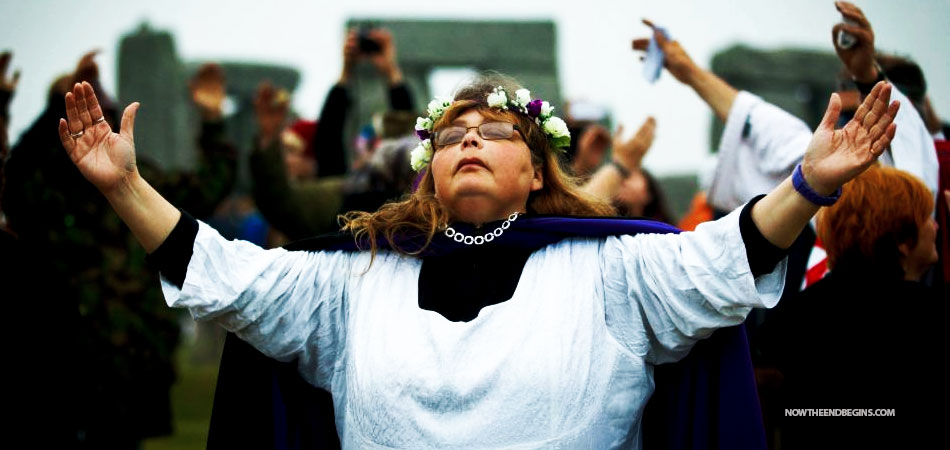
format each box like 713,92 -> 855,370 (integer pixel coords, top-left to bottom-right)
142,323 -> 224,450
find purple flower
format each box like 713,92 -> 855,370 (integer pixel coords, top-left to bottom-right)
415,128 -> 430,140
527,99 -> 543,118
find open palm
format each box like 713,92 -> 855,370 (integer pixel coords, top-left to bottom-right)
802,81 -> 899,194
57,82 -> 140,194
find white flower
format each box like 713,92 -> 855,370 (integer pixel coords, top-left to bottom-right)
427,97 -> 451,121
514,88 -> 532,106
542,116 -> 570,138
540,101 -> 554,118
415,117 -> 433,131
410,141 -> 433,171
487,87 -> 508,109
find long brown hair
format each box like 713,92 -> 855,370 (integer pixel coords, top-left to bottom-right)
341,73 -> 615,261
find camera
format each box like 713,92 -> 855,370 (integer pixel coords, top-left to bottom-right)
358,27 -> 381,54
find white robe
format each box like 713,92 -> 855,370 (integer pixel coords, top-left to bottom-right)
160,205 -> 785,449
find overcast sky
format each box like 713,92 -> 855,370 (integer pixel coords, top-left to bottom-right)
3,0 -> 947,175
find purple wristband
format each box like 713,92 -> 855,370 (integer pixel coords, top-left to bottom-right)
792,164 -> 841,206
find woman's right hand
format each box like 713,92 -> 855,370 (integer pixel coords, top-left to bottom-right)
58,81 -> 140,194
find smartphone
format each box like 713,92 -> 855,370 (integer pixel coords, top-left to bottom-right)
836,17 -> 859,50
642,25 -> 671,83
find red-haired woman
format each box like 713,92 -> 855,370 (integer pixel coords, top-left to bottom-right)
764,165 -> 941,448
57,72 -> 898,448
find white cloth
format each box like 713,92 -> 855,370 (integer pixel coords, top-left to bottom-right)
708,88 -> 939,212
160,206 -> 786,449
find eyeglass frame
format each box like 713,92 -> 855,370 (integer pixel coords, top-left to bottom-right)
431,121 -> 524,148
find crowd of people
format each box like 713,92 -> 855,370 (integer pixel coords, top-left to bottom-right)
1,1 -> 947,448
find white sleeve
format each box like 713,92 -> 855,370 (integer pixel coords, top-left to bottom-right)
708,91 -> 809,212
880,85 -> 939,200
160,220 -> 351,389
601,204 -> 786,364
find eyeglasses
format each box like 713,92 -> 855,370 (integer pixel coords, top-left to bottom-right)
432,122 -> 522,148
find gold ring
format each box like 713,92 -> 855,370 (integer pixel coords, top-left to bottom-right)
69,130 -> 84,139
93,116 -> 106,124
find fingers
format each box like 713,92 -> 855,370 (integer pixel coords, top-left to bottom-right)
866,100 -> 899,143
835,23 -> 873,44
862,82 -> 891,128
64,90 -> 84,134
613,123 -> 625,141
74,49 -> 101,83
869,122 -> 897,158
58,118 -> 78,156
835,1 -> 871,29
194,63 -> 224,83
653,28 -> 669,47
82,82 -> 105,123
0,51 -> 20,89
641,19 -> 655,29
72,83 -> 93,127
120,102 -> 140,141
78,49 -> 101,64
852,81 -> 885,124
819,93 -> 843,131
861,86 -> 891,129
368,28 -> 392,43
640,116 -> 656,134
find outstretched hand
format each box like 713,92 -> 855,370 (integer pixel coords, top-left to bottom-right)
57,82 -> 140,194
574,125 -> 610,176
366,28 -> 402,84
253,81 -> 289,147
632,19 -> 697,85
613,117 -> 656,172
73,49 -> 101,84
1,51 -> 20,94
832,1 -> 877,83
190,63 -> 226,120
802,81 -> 899,194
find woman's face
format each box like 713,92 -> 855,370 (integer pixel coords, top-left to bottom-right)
614,170 -> 652,217
430,109 -> 543,224
900,216 -> 939,280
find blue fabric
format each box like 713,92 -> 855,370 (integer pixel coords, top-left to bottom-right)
208,215 -> 766,450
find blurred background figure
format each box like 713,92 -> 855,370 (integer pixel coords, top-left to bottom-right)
2,50 -> 236,448
609,117 -> 673,223
250,26 -> 416,244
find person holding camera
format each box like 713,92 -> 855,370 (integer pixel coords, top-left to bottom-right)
249,27 -> 415,242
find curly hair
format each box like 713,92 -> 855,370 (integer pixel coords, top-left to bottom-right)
341,73 -> 614,262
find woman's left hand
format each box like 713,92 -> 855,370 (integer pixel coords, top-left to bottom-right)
801,81 -> 899,194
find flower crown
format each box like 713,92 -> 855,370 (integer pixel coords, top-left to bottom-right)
410,86 -> 571,171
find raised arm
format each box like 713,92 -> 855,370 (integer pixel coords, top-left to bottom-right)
582,117 -> 655,202
752,81 -> 899,248
832,1 -> 939,197
632,19 -> 737,122
57,82 -> 179,253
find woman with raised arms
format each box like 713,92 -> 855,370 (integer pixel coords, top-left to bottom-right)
58,72 -> 897,448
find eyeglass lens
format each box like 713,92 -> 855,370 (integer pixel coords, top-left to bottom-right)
434,122 -> 515,147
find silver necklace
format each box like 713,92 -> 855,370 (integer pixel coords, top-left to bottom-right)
444,212 -> 520,245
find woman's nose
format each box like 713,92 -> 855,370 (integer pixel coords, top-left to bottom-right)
461,128 -> 482,150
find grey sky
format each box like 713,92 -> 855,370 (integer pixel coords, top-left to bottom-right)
2,0 -> 946,175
